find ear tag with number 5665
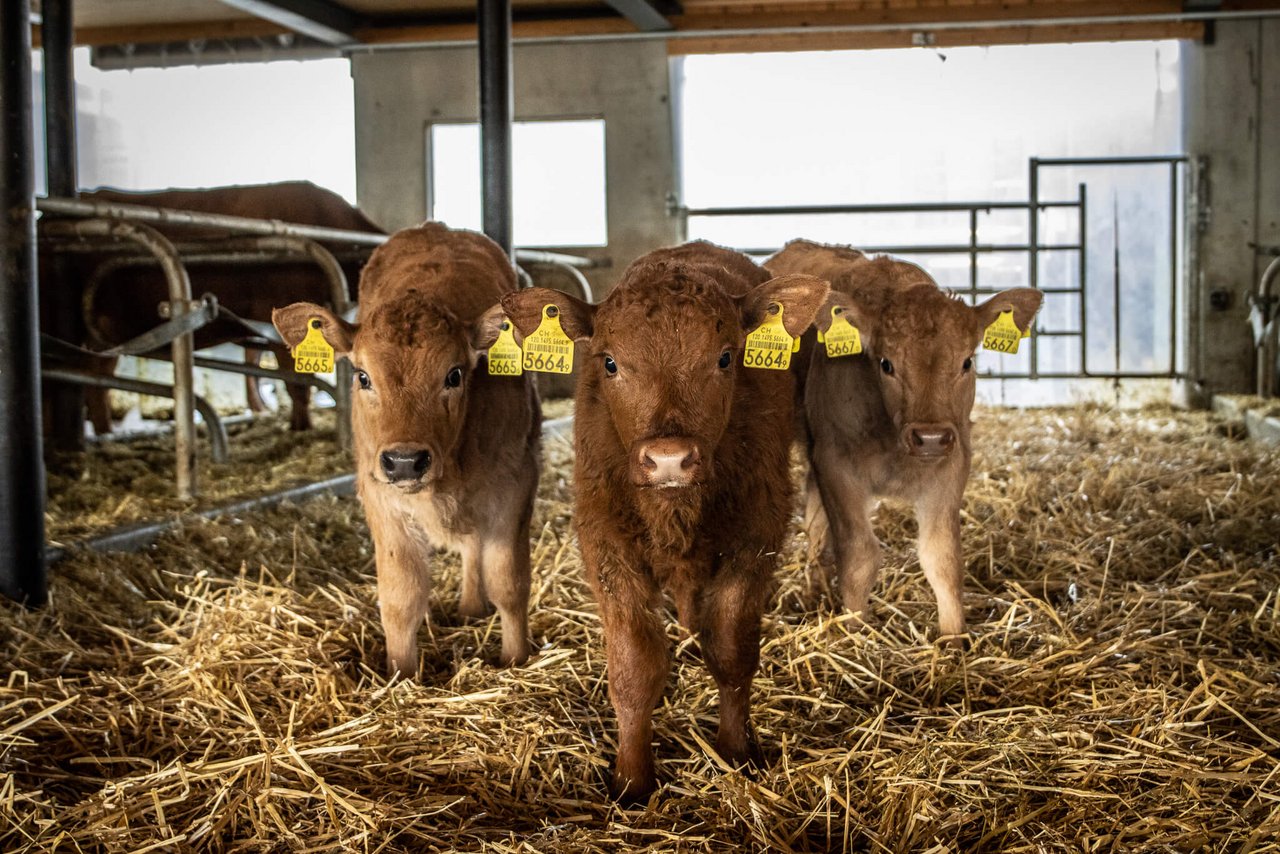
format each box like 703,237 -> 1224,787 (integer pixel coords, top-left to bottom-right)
522,304 -> 574,374
292,318 -> 334,374
982,309 -> 1023,355
487,319 -> 523,377
744,302 -> 794,370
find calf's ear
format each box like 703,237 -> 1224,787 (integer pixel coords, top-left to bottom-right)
739,274 -> 831,338
470,303 -> 510,352
272,302 -> 356,358
974,288 -> 1043,338
501,287 -> 595,342
816,291 -> 876,352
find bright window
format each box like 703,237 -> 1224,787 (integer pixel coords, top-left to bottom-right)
428,119 -> 607,247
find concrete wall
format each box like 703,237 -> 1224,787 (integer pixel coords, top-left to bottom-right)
1182,19 -> 1280,402
351,40 -> 680,298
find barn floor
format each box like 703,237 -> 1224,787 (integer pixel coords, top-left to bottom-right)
4,404 -> 1280,852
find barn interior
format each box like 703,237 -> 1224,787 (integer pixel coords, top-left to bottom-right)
3,1 -> 1280,850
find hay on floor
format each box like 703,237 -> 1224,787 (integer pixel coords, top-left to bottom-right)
4,405 -> 1280,852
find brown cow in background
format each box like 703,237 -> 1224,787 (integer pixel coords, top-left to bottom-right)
274,222 -> 540,676
41,181 -> 383,432
504,241 -> 827,801
766,239 -> 1042,643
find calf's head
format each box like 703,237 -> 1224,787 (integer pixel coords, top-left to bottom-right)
821,261 -> 1041,461
503,267 -> 827,488
273,294 -> 507,490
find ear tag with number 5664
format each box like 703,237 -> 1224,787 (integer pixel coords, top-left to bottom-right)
982,309 -> 1023,355
522,305 -> 574,374
487,319 -> 523,376
292,318 -> 334,374
744,302 -> 794,370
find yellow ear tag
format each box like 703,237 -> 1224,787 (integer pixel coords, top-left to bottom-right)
822,307 -> 862,358
744,302 -> 794,370
982,309 -> 1022,355
487,319 -> 523,377
521,304 -> 574,374
292,318 -> 334,374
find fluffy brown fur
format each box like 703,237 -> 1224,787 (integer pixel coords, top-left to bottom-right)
504,240 -> 828,802
274,222 -> 540,676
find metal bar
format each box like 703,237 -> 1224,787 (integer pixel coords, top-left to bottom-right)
191,355 -> 337,395
740,243 -> 1082,257
1257,255 -> 1280,398
1033,156 -> 1189,167
42,368 -> 230,464
968,208 -> 978,303
684,200 -> 1079,217
1113,194 -> 1121,376
47,218 -> 198,498
215,0 -> 360,46
1028,159 -> 1040,379
514,248 -> 597,269
0,0 -> 47,607
600,0 -> 675,32
41,0 -> 85,453
1079,182 -> 1088,376
478,0 -> 514,257
1169,162 -> 1179,378
38,196 -> 389,247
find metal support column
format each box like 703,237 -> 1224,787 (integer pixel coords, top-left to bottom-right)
42,0 -> 84,451
478,0 -> 514,257
1,0 -> 48,605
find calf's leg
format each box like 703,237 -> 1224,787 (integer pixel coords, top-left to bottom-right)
813,447 -> 881,620
916,496 -> 966,644
243,347 -> 267,413
698,558 -> 770,767
371,518 -> 433,679
457,536 -> 490,620
480,529 -> 532,666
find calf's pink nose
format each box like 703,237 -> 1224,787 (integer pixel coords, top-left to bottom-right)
904,423 -> 957,458
635,438 -> 702,487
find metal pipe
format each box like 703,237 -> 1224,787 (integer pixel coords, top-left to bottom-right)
1032,155 -> 1188,167
514,248 -> 597,269
1169,162 -> 1179,377
42,367 -> 230,464
478,0 -> 514,257
684,200 -> 1076,217
1028,159 -> 1039,378
44,218 -> 198,498
740,242 -> 1082,257
1257,255 -> 1280,399
41,0 -> 85,453
525,259 -> 596,303
0,0 -> 47,606
1078,182 -> 1088,376
191,355 -> 337,396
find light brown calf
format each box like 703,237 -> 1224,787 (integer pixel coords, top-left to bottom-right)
274,222 -> 540,676
766,239 -> 1042,642
505,241 -> 828,801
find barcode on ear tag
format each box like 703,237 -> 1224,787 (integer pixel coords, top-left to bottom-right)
292,318 -> 334,374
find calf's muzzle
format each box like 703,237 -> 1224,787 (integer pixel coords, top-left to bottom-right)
632,437 -> 703,488
380,444 -> 432,483
902,423 -> 957,459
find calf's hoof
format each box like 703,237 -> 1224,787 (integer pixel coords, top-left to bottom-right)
610,769 -> 657,805
497,638 -> 532,668
457,597 -> 494,620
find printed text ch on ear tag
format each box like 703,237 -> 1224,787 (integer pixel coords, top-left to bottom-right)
822,306 -> 862,358
292,317 -> 335,374
744,302 -> 794,370
982,309 -> 1022,355
522,304 -> 574,375
487,318 -> 524,377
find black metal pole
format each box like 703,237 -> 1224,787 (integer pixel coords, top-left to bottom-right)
1,0 -> 49,605
478,0 -> 513,258
42,0 -> 85,452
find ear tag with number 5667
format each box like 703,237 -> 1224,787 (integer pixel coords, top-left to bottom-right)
982,309 -> 1023,355
487,319 -> 523,377
819,306 -> 862,358
292,318 -> 334,374
744,302 -> 794,370
522,304 -> 574,374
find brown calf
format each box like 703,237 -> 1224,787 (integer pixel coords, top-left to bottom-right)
274,223 -> 540,675
504,241 -> 828,801
766,239 -> 1041,642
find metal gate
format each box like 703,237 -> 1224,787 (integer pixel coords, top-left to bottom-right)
677,155 -> 1187,382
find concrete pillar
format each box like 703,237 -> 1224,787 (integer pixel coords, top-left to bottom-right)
1182,19 -> 1280,403
352,40 -> 680,298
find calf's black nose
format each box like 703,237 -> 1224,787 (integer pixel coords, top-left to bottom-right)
380,448 -> 431,482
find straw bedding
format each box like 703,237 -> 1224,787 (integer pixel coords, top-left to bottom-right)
4,404 -> 1279,852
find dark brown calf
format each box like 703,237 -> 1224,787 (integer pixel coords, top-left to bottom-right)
274,223 -> 540,675
41,182 -> 383,433
505,241 -> 827,801
766,239 -> 1041,642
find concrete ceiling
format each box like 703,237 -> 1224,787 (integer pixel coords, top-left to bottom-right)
31,0 -> 1280,59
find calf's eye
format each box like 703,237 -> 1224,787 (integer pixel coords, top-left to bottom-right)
356,370 -> 371,390
603,356 -> 618,375
445,366 -> 463,389
962,356 -> 973,373
880,358 -> 895,376
718,349 -> 732,370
